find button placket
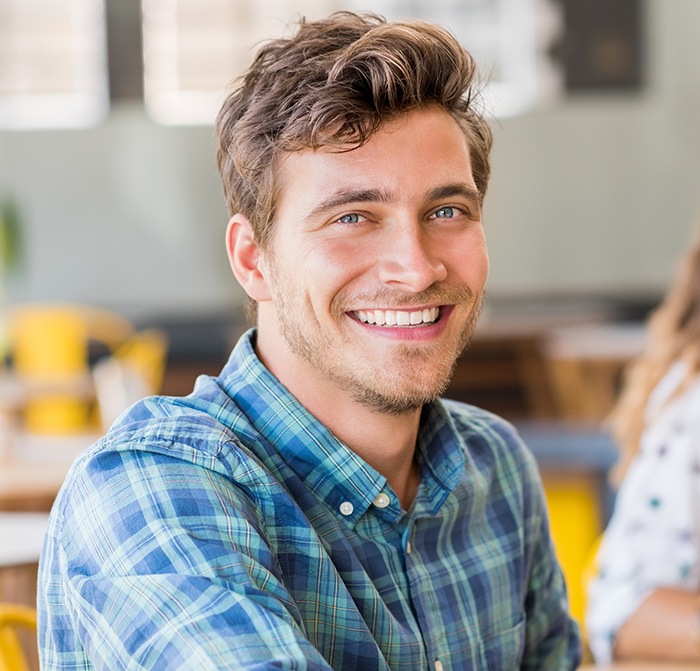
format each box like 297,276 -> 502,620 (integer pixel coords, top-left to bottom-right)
402,519 -> 415,556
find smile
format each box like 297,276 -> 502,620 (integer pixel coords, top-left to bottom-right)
352,307 -> 440,327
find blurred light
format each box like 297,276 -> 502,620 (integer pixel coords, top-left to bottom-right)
141,0 -> 563,126
0,0 -> 109,130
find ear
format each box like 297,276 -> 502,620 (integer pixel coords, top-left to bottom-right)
225,214 -> 272,302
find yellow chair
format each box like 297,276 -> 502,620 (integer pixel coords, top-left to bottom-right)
93,329 -> 168,429
571,534 -> 604,663
0,603 -> 37,671
113,329 -> 168,396
579,534 -> 603,635
580,535 -> 603,600
5,303 -> 134,434
542,476 -> 602,625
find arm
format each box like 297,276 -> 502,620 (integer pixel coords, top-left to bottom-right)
586,393 -> 700,663
520,488 -> 582,670
481,417 -> 581,669
614,588 -> 700,661
41,447 -> 334,671
496,437 -> 581,670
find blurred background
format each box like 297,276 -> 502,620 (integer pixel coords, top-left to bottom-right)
0,0 -> 697,400
1,0 -> 697,320
0,0 -> 698,662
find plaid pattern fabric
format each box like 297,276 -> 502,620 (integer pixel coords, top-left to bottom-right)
38,329 -> 580,670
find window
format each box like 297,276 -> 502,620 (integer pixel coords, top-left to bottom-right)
141,0 -> 560,126
141,0 -> 336,125
346,0 -> 562,118
0,0 -> 109,129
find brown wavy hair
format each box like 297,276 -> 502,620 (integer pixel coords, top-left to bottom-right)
610,227 -> 700,484
215,11 -> 493,248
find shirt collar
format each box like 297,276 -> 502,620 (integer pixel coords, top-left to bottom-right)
415,401 -> 466,515
218,329 -> 465,523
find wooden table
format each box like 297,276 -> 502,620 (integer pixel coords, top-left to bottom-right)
541,322 -> 647,420
0,511 -> 51,671
0,433 -> 93,671
0,512 -> 49,565
448,298 -> 647,421
0,434 -> 93,671
0,432 -> 95,511
0,511 -> 50,602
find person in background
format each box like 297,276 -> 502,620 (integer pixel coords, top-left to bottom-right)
586,229 -> 700,664
38,11 -> 580,670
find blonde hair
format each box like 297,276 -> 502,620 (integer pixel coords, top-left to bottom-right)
610,227 -> 700,484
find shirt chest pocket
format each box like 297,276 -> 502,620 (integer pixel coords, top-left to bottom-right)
452,620 -> 525,671
474,617 -> 525,670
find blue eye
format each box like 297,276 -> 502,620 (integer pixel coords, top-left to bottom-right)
433,207 -> 457,219
338,213 -> 361,224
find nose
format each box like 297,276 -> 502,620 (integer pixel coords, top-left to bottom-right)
376,223 -> 448,293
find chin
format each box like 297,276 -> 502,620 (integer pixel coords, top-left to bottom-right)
350,370 -> 453,416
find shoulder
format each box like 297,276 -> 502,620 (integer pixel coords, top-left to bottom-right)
54,387 -> 281,531
43,390 -> 299,592
639,366 -> 700,461
441,399 -> 536,470
437,399 -> 544,522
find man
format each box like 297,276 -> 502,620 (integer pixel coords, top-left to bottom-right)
38,12 -> 581,670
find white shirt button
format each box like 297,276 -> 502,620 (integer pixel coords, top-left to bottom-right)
434,661 -> 444,671
339,501 -> 354,516
406,540 -> 412,555
372,492 -> 391,508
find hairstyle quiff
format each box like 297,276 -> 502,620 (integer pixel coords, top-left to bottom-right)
215,11 -> 493,247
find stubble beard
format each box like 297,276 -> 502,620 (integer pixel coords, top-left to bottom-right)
273,282 -> 483,416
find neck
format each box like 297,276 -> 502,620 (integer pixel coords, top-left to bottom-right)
254,332 -> 423,510
324,406 -> 423,511
255,322 -> 421,510
292,376 -> 423,509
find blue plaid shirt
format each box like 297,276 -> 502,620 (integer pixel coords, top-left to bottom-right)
38,329 -> 580,670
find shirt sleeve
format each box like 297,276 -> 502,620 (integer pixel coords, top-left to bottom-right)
40,445 -> 335,671
518,449 -> 583,670
585,386 -> 700,664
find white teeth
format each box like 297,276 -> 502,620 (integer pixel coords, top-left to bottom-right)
353,307 -> 439,327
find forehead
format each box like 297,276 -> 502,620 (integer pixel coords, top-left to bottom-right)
274,107 -> 476,215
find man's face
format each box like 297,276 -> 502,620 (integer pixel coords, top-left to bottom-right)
254,106 -> 489,415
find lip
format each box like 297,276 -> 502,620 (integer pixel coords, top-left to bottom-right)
347,305 -> 454,341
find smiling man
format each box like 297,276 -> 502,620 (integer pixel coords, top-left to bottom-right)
39,12 -> 581,670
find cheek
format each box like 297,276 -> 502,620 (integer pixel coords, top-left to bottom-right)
304,237 -> 371,284
478,246 -> 490,283
450,231 -> 489,286
270,239 -> 361,314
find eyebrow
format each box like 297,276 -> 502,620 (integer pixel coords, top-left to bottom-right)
307,183 -> 482,219
306,188 -> 390,219
427,183 -> 482,205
